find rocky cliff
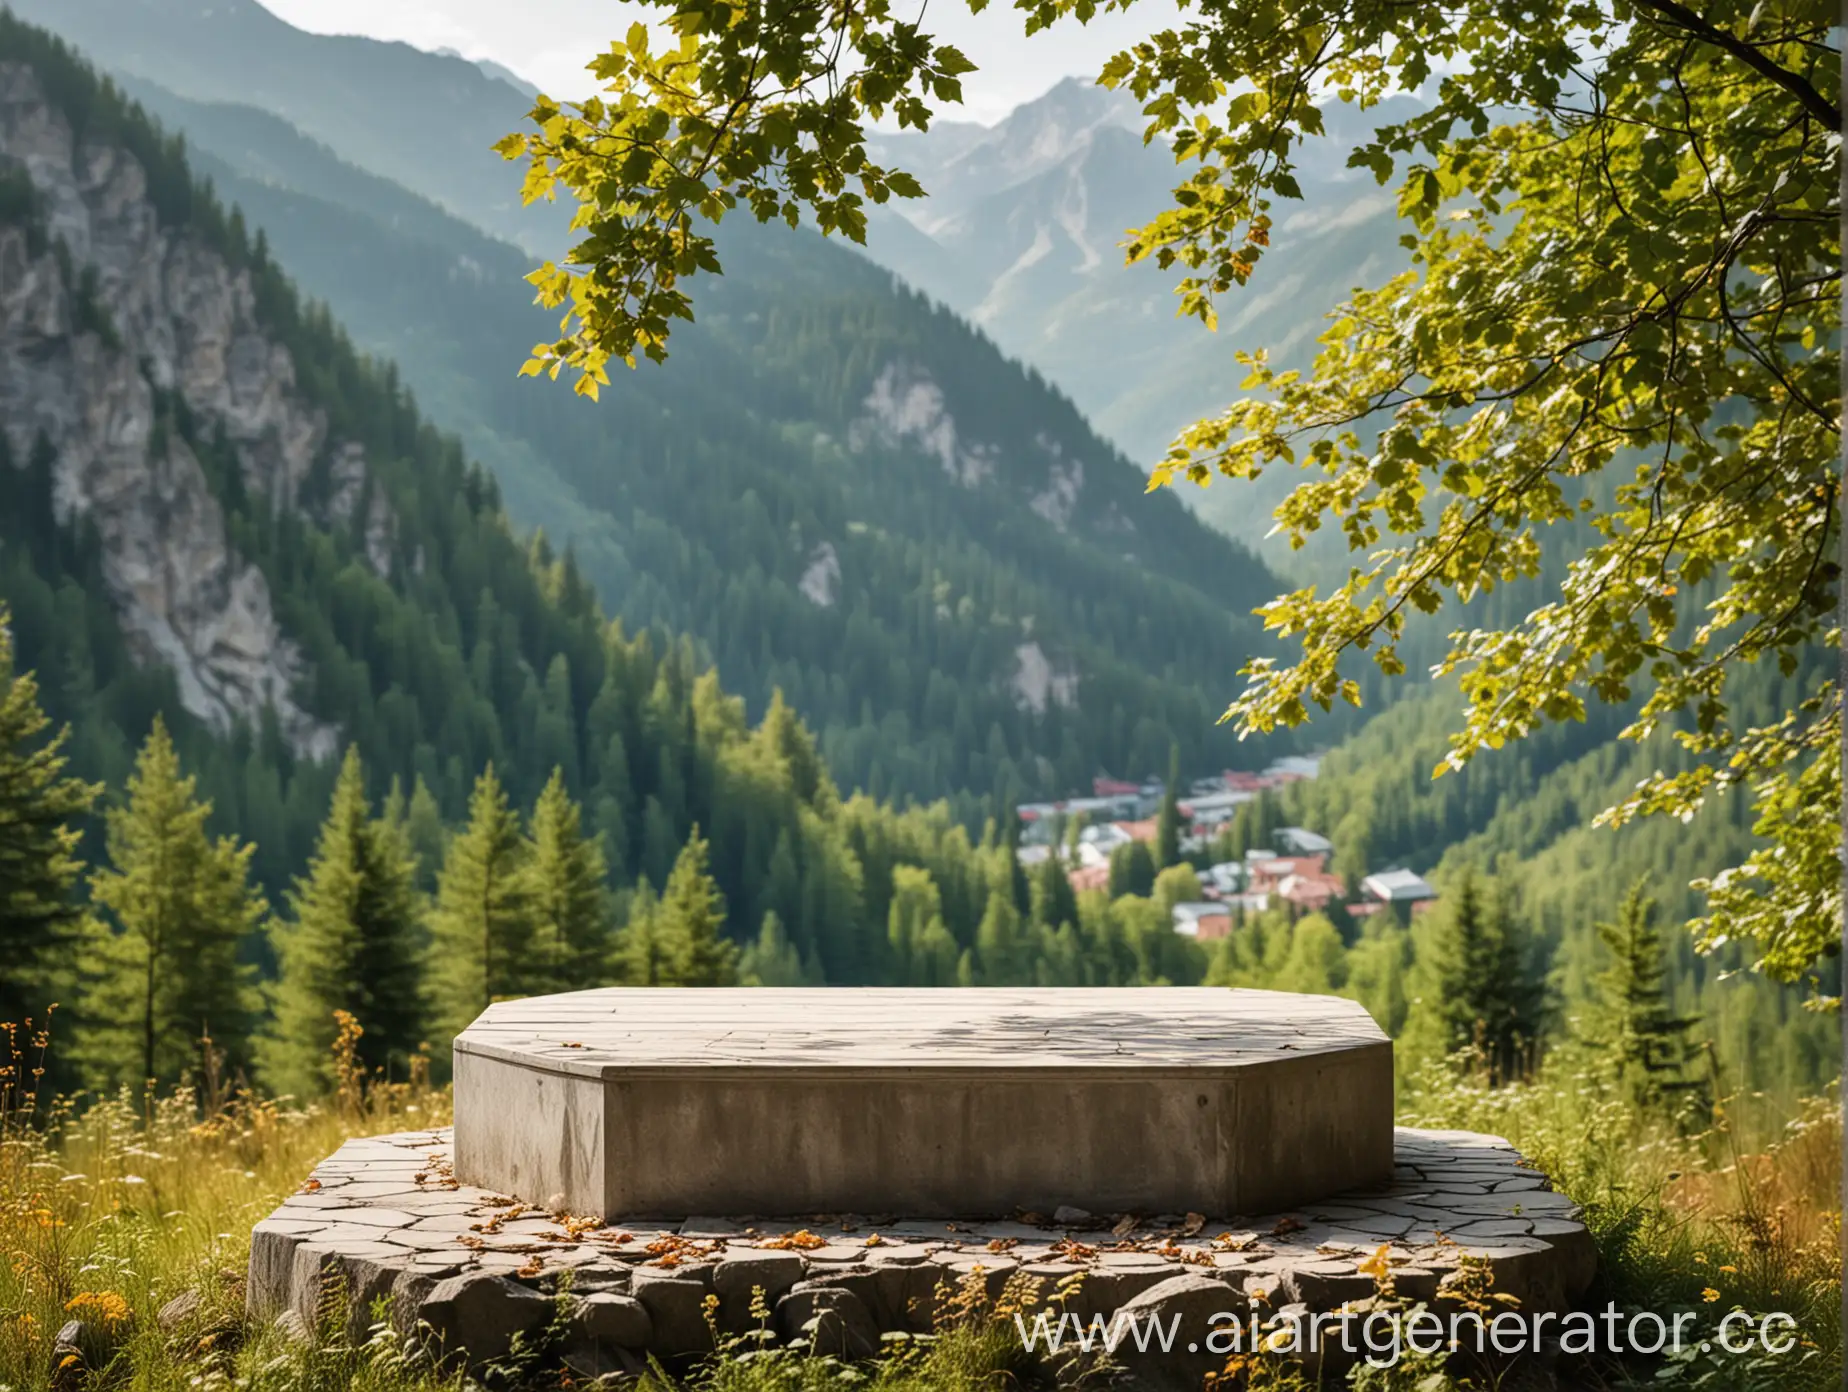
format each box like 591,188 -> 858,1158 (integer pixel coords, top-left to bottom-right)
0,60 -> 397,758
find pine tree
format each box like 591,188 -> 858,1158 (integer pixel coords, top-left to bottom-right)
520,768 -> 609,995
0,615 -> 99,1029
1108,840 -> 1156,900
1423,867 -> 1546,1083
83,718 -> 263,1087
1156,745 -> 1181,869
612,880 -> 667,985
643,828 -> 738,986
1000,807 -> 1030,916
1591,879 -> 1699,1110
400,775 -> 448,892
740,910 -> 805,986
1031,852 -> 1078,932
427,764 -> 530,1043
975,855 -> 1029,984
260,747 -> 425,1097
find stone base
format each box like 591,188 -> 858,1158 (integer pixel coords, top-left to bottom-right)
248,1127 -> 1596,1373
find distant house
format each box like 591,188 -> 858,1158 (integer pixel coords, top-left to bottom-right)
1068,862 -> 1112,894
1247,853 -> 1328,892
1171,901 -> 1233,941
1276,871 -> 1344,914
1264,755 -> 1324,782
1178,790 -> 1253,830
1079,821 -> 1133,850
1203,861 -> 1244,898
1093,777 -> 1142,798
1361,868 -> 1438,904
1016,843 -> 1054,868
1273,826 -> 1333,857
1114,818 -> 1159,844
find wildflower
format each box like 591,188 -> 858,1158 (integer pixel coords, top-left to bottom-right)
1701,1287 -> 1721,1303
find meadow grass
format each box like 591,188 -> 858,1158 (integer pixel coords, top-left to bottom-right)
1,1012 -> 1838,1392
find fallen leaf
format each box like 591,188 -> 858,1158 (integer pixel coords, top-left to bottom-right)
761,1229 -> 827,1251
1180,1212 -> 1206,1237
1110,1214 -> 1140,1238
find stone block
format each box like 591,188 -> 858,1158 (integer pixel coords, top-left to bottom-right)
453,987 -> 1393,1218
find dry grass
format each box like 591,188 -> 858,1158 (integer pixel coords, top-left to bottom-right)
1,1010 -> 1839,1392
0,1007 -> 452,1391
1402,1049 -> 1841,1389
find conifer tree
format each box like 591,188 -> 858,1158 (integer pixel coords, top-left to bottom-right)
1031,852 -> 1078,933
1421,868 -> 1547,1083
84,718 -> 263,1087
1591,880 -> 1699,1111
427,764 -> 530,1043
740,910 -> 805,986
612,880 -> 668,985
400,776 -> 449,892
260,747 -> 425,1097
1156,746 -> 1181,868
975,857 -> 1028,985
999,806 -> 1031,916
0,616 -> 99,1029
520,768 -> 609,995
1108,841 -> 1156,900
637,828 -> 738,986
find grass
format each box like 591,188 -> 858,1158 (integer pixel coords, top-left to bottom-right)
1,1011 -> 1839,1392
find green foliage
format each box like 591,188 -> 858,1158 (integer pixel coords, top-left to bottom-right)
1106,839 -> 1154,899
425,765 -> 529,1043
506,0 -> 1840,992
519,767 -> 610,995
1405,868 -> 1546,1084
1589,880 -> 1699,1114
260,747 -> 425,1098
81,718 -> 264,1088
0,607 -> 98,1028
1154,744 -> 1179,869
617,827 -> 739,986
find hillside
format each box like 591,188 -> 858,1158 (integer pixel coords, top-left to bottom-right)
860,79 -> 1418,567
13,0 -> 1316,810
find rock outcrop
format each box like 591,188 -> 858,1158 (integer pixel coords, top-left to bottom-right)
0,60 -> 395,758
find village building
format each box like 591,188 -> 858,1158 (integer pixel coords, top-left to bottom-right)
1273,826 -> 1333,857
1170,901 -> 1233,941
1360,867 -> 1438,905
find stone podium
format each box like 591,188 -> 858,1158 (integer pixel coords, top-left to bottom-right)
451,987 -> 1394,1218
248,987 -> 1597,1373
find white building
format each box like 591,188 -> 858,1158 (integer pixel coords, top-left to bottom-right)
1274,826 -> 1333,857
1360,868 -> 1437,904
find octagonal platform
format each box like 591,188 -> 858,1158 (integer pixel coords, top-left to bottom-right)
453,987 -> 1393,1219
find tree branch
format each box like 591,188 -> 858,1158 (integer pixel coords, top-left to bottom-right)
1630,0 -> 1842,129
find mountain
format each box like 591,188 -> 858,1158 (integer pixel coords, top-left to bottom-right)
3,0 -> 559,250
11,0 -> 1325,813
861,79 -> 1419,567
0,13 -> 1069,991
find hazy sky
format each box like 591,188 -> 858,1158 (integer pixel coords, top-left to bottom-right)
257,0 -> 1182,124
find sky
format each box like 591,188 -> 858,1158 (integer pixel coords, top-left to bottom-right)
257,0 -> 1183,125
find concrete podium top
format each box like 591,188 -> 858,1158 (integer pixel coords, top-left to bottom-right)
453,986 -> 1388,1077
